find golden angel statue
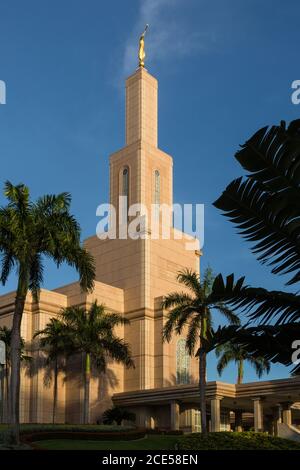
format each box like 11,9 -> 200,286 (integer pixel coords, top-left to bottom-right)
138,24 -> 149,67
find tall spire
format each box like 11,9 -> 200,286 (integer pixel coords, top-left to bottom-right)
125,67 -> 158,147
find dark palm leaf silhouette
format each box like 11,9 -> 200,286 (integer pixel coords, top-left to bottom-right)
214,120 -> 300,286
212,120 -> 300,373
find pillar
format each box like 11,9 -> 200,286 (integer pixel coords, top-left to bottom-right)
211,396 -> 223,432
271,405 -> 282,436
235,409 -> 243,432
253,397 -> 264,432
281,402 -> 292,426
170,401 -> 180,431
137,407 -> 154,429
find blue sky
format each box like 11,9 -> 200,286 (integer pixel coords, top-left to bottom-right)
0,0 -> 299,383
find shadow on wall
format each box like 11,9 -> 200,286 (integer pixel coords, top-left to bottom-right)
20,347 -> 119,424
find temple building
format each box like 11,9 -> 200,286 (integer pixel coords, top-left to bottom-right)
0,63 -> 300,437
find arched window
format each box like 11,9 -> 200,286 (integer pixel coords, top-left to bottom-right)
176,339 -> 190,384
154,170 -> 160,206
122,167 -> 129,197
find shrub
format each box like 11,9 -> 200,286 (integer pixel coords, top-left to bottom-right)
177,432 -> 300,450
147,429 -> 183,436
102,407 -> 136,426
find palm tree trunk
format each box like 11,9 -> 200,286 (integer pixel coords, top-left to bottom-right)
237,360 -> 244,384
0,365 -> 4,423
52,359 -> 58,424
9,278 -> 27,444
5,364 -> 10,422
199,349 -> 207,434
83,352 -> 91,424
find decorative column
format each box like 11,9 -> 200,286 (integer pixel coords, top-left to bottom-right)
211,396 -> 223,432
281,402 -> 293,426
235,409 -> 243,432
253,397 -> 264,432
170,401 -> 180,431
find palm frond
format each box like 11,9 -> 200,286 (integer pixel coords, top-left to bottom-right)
214,120 -> 300,285
0,251 -> 15,285
227,323 -> 300,375
176,269 -> 202,297
162,291 -> 194,310
208,273 -> 245,303
185,315 -> 200,355
214,303 -> 240,325
229,286 -> 300,324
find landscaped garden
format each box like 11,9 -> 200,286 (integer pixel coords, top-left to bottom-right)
1,425 -> 300,450
177,432 -> 300,451
32,433 -> 300,450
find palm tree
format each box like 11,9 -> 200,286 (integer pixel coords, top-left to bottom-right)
162,268 -> 241,434
0,326 -> 31,422
102,406 -> 136,425
0,181 -> 95,443
216,341 -> 270,384
213,119 -> 300,373
60,301 -> 134,424
34,318 -> 71,423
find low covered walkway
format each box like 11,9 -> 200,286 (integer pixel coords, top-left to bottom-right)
113,377 -> 300,433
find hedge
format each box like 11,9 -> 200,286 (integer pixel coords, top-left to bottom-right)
0,424 -> 136,446
177,432 -> 300,450
21,429 -> 146,445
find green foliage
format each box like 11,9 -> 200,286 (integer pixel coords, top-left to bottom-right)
162,268 -> 242,356
60,301 -> 134,372
0,181 -> 96,441
0,424 -> 135,443
102,407 -> 136,425
0,181 -> 95,296
34,317 -> 73,364
177,432 -> 300,450
223,324 -> 300,375
216,341 -> 270,383
162,268 -> 243,434
0,326 -> 30,363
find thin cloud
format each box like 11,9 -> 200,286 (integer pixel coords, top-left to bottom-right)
122,0 -> 216,77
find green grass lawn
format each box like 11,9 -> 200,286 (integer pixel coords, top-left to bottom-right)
33,432 -> 300,451
32,435 -> 178,450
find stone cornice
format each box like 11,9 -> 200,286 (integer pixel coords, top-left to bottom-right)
113,377 -> 300,406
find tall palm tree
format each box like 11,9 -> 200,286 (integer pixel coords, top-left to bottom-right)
60,301 -> 134,424
0,326 -> 31,422
216,342 -> 270,384
213,119 -> 300,373
0,181 -> 95,443
34,318 -> 71,424
162,268 -> 241,434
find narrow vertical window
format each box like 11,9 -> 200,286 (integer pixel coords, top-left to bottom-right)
153,169 -> 160,225
176,339 -> 190,384
121,167 -> 129,223
154,170 -> 160,206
